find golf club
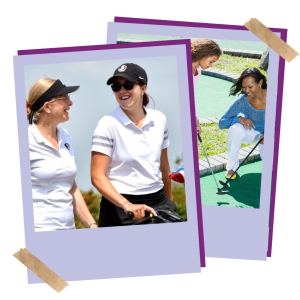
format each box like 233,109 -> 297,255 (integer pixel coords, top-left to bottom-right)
198,133 -> 229,195
219,136 -> 264,187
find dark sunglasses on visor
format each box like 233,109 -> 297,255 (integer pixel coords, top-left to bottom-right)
111,81 -> 136,92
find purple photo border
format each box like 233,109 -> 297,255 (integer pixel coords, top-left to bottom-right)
17,40 -> 206,268
113,16 -> 287,258
114,16 -> 285,32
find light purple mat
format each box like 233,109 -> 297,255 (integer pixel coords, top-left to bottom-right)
14,40 -> 205,284
110,17 -> 286,259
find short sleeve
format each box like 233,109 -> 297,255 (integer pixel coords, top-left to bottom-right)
162,114 -> 170,149
91,117 -> 115,157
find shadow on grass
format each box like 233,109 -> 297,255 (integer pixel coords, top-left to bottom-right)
225,173 -> 261,208
217,202 -> 230,206
200,160 -> 262,208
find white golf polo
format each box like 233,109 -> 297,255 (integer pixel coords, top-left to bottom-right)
91,106 -> 169,195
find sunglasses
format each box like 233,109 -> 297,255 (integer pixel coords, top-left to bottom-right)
111,81 -> 136,92
54,94 -> 71,101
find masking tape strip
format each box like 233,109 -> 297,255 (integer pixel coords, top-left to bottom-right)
13,248 -> 68,293
244,18 -> 298,62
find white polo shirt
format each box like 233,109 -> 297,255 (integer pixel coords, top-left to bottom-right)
28,124 -> 77,232
91,106 -> 170,195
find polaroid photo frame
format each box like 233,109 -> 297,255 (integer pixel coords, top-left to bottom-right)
107,17 -> 286,260
14,40 -> 205,284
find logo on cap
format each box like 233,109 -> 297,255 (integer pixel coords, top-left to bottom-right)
139,76 -> 144,80
118,65 -> 127,72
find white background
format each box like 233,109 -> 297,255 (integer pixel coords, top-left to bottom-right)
1,1 -> 299,299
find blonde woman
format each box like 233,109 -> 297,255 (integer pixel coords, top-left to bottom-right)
27,78 -> 97,231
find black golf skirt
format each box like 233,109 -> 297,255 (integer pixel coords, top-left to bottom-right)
98,188 -> 176,227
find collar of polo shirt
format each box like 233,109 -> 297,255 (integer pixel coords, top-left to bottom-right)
115,106 -> 154,128
30,123 -> 61,146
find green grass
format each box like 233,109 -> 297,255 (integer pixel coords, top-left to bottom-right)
197,123 -> 254,159
200,160 -> 262,208
117,34 -> 268,51
212,54 -> 268,80
171,184 -> 187,220
195,75 -> 237,118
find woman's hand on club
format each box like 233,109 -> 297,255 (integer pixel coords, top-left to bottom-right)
125,204 -> 157,220
238,117 -> 255,130
259,135 -> 264,144
196,118 -> 201,135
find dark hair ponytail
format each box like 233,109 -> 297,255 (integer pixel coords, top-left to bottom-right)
137,80 -> 154,107
229,67 -> 267,96
142,93 -> 150,106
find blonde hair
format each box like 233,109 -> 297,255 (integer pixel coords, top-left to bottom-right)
26,78 -> 56,123
191,38 -> 223,63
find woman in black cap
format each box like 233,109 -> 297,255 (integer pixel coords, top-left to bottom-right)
91,63 -> 176,227
27,78 -> 97,231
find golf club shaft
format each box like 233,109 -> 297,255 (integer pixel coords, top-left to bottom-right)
225,137 -> 264,184
198,133 -> 220,189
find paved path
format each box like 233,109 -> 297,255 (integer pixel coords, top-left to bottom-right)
199,145 -> 261,176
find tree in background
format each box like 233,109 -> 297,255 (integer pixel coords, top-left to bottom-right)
75,189 -> 100,229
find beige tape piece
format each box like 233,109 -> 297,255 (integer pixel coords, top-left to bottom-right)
13,248 -> 68,293
244,18 -> 299,62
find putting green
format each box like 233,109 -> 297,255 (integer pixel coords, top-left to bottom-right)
195,75 -> 236,118
199,160 -> 262,208
118,34 -> 268,51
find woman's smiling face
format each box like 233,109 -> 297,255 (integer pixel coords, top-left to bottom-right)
47,94 -> 73,123
113,77 -> 146,111
242,76 -> 263,99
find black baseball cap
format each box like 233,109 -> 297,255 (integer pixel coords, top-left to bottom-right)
29,79 -> 79,124
107,63 -> 148,85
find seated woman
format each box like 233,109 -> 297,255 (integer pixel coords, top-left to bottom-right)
27,78 -> 97,231
219,67 -> 266,179
91,63 -> 175,227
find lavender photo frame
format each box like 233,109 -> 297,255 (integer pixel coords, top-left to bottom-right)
14,40 -> 205,284
107,17 -> 286,260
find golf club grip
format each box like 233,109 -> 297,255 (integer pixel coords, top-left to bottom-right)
126,210 -> 152,219
127,211 -> 134,218
197,133 -> 202,143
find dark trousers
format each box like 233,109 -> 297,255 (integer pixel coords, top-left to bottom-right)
98,188 -> 176,227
